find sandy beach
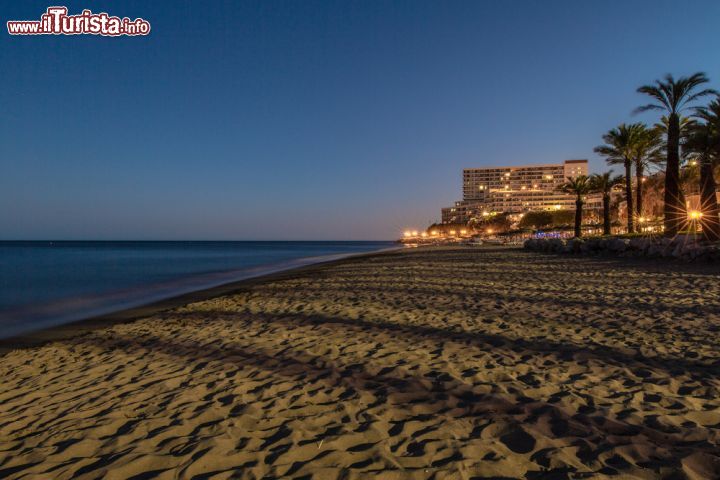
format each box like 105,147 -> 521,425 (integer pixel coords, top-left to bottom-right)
2,246 -> 720,479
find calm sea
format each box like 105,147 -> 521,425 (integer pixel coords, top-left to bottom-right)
0,241 -> 395,339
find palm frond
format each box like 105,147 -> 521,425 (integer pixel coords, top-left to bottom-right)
636,84 -> 670,109
594,123 -> 645,167
636,72 -> 713,115
684,88 -> 719,105
557,175 -> 591,195
634,104 -> 665,114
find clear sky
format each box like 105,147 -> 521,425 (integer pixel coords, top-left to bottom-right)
2,0 -> 719,240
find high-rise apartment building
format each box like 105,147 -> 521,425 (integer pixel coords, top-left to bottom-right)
442,160 -> 588,224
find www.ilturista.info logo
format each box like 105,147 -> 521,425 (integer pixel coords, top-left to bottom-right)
7,6 -> 150,36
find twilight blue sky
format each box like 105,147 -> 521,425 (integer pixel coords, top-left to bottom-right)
2,0 -> 719,240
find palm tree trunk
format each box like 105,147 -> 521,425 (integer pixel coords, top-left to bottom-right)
635,162 -> 644,218
624,161 -> 634,233
699,156 -> 720,242
574,198 -> 583,238
603,194 -> 611,235
665,113 -> 683,235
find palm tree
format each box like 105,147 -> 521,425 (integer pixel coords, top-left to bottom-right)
632,126 -> 663,219
558,175 -> 591,238
686,97 -> 720,241
636,73 -> 717,236
590,172 -> 625,235
594,123 -> 644,233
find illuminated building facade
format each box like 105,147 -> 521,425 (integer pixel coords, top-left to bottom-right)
442,160 -> 589,223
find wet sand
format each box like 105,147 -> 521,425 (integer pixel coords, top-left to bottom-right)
1,246 -> 720,479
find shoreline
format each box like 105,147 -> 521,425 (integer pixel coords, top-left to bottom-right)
2,243 -> 710,356
0,246 -> 402,355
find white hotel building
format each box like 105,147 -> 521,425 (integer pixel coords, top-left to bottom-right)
442,160 -> 589,224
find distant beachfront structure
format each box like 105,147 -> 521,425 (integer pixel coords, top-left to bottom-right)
442,160 -> 589,224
